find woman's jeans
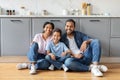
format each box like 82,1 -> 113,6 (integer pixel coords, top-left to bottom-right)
64,39 -> 101,71
45,54 -> 71,69
27,42 -> 50,70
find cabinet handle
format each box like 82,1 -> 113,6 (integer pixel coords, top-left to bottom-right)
10,20 -> 22,22
50,20 -> 61,22
89,20 -> 100,22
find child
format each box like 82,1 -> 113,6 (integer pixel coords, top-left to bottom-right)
45,28 -> 71,72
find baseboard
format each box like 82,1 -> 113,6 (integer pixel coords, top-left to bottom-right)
0,56 -> 120,63
100,57 -> 120,63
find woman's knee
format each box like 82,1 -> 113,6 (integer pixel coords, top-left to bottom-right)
27,42 -> 38,55
27,42 -> 39,60
36,59 -> 50,69
31,42 -> 38,50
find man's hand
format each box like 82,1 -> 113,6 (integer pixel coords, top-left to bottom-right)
80,41 -> 88,52
73,53 -> 83,59
80,39 -> 92,52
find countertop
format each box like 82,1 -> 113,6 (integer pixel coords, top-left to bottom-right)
0,15 -> 119,18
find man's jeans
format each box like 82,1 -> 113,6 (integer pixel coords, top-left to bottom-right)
27,42 -> 50,70
64,39 -> 101,71
45,54 -> 71,69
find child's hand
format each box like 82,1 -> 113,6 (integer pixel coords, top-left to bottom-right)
61,52 -> 66,57
61,50 -> 72,57
48,53 -> 56,60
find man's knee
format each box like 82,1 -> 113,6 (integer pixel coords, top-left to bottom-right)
91,39 -> 99,44
65,58 -> 74,66
90,39 -> 100,47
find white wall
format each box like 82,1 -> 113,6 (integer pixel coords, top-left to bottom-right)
0,0 -> 119,16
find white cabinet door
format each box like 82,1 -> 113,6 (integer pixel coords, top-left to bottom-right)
80,18 -> 110,56
1,18 -> 31,56
111,18 -> 120,37
110,38 -> 120,56
110,18 -> 120,56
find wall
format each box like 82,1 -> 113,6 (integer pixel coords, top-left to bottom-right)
0,0 -> 119,16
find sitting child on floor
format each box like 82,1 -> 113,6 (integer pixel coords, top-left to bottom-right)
45,28 -> 71,72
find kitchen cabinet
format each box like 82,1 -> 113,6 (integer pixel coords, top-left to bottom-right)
110,38 -> 120,56
80,18 -> 110,56
111,18 -> 120,37
1,18 -> 31,56
32,17 -> 80,38
110,18 -> 120,56
0,16 -> 120,57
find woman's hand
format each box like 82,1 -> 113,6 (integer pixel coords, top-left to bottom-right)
48,53 -> 56,60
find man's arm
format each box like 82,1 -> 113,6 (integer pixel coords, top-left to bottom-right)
80,39 -> 93,52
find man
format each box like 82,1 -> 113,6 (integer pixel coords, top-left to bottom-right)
61,19 -> 108,77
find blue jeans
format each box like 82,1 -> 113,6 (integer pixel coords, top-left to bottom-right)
65,39 -> 101,71
45,54 -> 71,69
27,42 -> 50,70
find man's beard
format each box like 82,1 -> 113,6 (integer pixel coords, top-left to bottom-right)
66,30 -> 73,35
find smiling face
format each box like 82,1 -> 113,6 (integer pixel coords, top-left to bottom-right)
43,24 -> 53,35
52,28 -> 62,44
52,31 -> 61,44
65,21 -> 75,35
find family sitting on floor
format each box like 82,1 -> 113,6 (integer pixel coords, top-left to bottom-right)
16,19 -> 108,77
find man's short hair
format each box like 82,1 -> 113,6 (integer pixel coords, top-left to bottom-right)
65,19 -> 75,27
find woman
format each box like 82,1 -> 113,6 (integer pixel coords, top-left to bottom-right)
16,22 -> 54,75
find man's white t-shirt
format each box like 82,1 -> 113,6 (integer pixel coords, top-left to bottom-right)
67,36 -> 83,54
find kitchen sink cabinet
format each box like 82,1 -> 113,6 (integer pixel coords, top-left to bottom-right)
80,18 -> 110,56
32,17 -> 80,38
110,18 -> 120,56
1,18 -> 31,56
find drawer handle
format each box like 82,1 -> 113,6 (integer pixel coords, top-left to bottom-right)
89,20 -> 100,22
10,20 -> 22,22
50,20 -> 61,22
